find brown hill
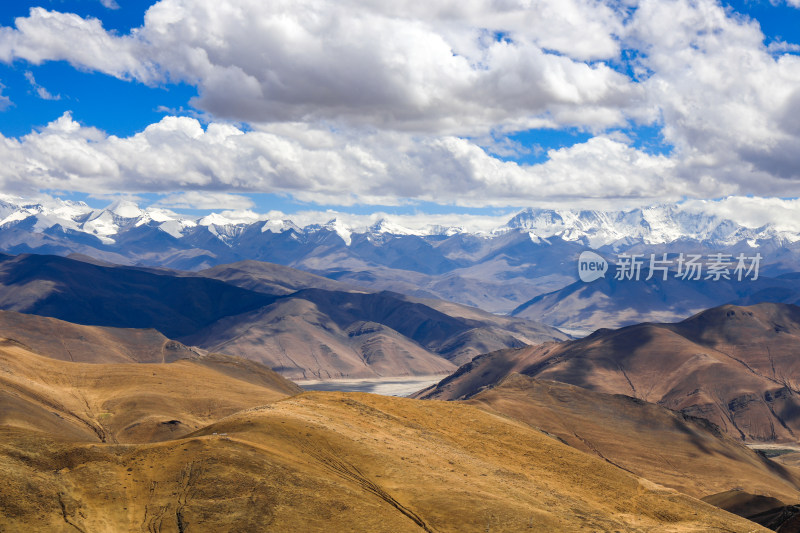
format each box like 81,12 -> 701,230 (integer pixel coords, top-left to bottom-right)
201,258 -> 568,356
510,270 -> 800,334
418,303 -> 800,443
0,254 -> 566,380
184,288 -> 567,380
199,258 -> 358,295
0,390 -> 769,532
466,374 -> 800,503
183,296 -> 459,379
0,339 -> 300,444
0,309 -> 200,363
0,304 -> 782,531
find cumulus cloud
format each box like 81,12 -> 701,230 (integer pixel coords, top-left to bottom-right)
0,8 -> 154,81
679,197 -> 800,233
0,111 -> 794,210
767,40 -> 800,54
99,0 -> 120,9
0,1 -> 638,135
0,113 -> 694,207
1,1 -> 800,208
627,0 -> 800,184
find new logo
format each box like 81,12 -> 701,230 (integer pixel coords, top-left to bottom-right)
578,251 -> 608,282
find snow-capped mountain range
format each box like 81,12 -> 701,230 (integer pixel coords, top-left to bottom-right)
503,207 -> 800,249
1,194 -> 798,250
1,194 -> 800,314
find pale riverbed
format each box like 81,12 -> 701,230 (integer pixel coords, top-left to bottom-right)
296,375 -> 446,397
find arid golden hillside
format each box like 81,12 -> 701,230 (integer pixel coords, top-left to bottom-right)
0,310 -> 781,532
0,339 -> 300,444
0,390 -> 770,532
467,374 -> 800,503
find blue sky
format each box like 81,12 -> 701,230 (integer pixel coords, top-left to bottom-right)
1,0 -> 800,216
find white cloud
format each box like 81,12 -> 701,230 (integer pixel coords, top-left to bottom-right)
155,191 -> 255,210
0,82 -> 10,111
767,40 -> 800,54
100,0 -> 120,9
0,8 -> 154,82
0,2 -> 637,135
1,1 -> 800,208
24,70 -> 59,100
626,0 -> 800,186
679,196 -> 800,233
0,113 -> 712,208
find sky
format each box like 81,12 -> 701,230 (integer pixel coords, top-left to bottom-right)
0,0 -> 799,219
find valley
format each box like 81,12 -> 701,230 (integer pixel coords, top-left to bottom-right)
2,251 -> 800,531
0,328 -> 781,531
296,375 -> 446,396
3,0 -> 800,530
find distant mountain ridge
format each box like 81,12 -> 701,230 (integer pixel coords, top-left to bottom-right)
0,253 -> 566,379
3,195 -> 800,313
511,267 -> 800,333
3,195 -> 798,248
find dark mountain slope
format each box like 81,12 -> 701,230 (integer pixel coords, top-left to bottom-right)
512,269 -> 800,332
0,254 -> 563,379
0,253 -> 276,338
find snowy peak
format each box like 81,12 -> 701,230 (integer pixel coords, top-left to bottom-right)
505,208 -> 564,229
0,197 -> 195,244
321,218 -> 352,245
0,195 -> 796,251
261,219 -> 301,234
368,219 -> 416,236
503,204 -> 789,248
106,200 -> 144,219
